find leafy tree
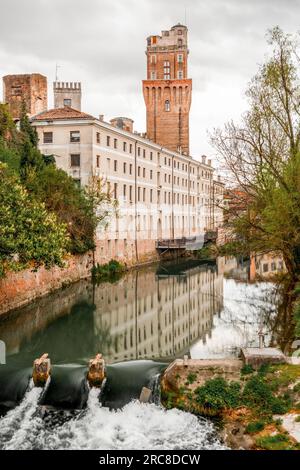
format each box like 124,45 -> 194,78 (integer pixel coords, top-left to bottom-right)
0,163 -> 68,277
212,27 -> 300,279
211,27 -> 300,347
25,166 -> 113,254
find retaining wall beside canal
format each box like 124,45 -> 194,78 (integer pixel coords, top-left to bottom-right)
0,252 -> 94,316
0,240 -> 162,316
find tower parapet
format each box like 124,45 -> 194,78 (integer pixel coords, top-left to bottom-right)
53,81 -> 81,111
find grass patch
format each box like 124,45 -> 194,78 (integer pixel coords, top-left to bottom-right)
255,433 -> 294,450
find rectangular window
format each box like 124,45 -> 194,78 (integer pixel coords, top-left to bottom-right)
177,54 -> 183,63
70,131 -> 80,142
107,135 -> 110,146
150,189 -> 153,202
96,132 -> 100,143
123,162 -> 126,173
143,149 -> 146,158
64,98 -> 72,107
138,166 -> 141,177
138,147 -> 141,156
123,142 -> 127,152
143,188 -> 146,202
178,71 -> 183,79
150,169 -> 153,179
114,160 -> 118,171
150,55 -> 156,64
114,183 -> 118,199
123,184 -> 127,199
150,151 -> 153,161
129,163 -> 133,175
43,132 -> 53,143
129,185 -> 133,202
129,143 -> 133,153
114,138 -> 118,149
70,154 -> 80,167
150,71 -> 156,80
143,167 -> 146,177
138,187 -> 141,202
96,155 -> 100,168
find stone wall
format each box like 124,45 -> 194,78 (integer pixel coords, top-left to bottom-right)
0,252 -> 93,316
0,239 -> 161,316
3,73 -> 48,119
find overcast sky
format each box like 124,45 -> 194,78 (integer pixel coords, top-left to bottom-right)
0,0 -> 300,162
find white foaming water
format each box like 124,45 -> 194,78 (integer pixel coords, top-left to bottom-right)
0,380 -> 44,450
0,387 -> 227,450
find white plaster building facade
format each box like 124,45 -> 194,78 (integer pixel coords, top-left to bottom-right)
32,106 -> 220,264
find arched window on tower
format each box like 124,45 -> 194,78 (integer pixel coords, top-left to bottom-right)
165,100 -> 170,112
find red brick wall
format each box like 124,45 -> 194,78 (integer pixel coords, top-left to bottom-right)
143,78 -> 192,154
3,73 -> 47,119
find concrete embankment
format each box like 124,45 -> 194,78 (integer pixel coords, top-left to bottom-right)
161,353 -> 300,450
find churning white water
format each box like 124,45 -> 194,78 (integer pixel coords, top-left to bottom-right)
0,387 -> 227,450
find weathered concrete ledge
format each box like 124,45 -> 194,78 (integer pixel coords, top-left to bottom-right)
162,357 -> 243,392
241,347 -> 286,368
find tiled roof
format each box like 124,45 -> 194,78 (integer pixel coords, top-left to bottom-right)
32,106 -> 95,121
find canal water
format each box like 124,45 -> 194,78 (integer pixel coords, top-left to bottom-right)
0,257 -> 276,449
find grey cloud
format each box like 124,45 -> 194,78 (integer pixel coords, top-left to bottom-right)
0,0 -> 300,157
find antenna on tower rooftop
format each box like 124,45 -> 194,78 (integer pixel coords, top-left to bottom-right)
55,64 -> 61,82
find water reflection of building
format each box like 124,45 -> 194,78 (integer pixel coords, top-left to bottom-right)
93,265 -> 224,362
250,253 -> 285,281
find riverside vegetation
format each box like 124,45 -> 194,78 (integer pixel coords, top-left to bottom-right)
0,103 -> 115,278
161,363 -> 300,450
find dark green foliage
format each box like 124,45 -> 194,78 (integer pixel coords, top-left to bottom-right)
92,260 -> 125,283
194,377 -> 241,413
25,165 -> 97,254
0,163 -> 68,276
186,373 -> 197,385
242,375 -> 290,414
255,433 -> 293,450
241,364 -> 254,376
245,420 -> 265,434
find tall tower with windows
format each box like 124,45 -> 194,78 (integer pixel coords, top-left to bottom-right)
142,24 -> 192,155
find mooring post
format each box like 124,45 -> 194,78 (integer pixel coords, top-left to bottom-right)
258,328 -> 264,349
32,353 -> 51,387
139,387 -> 152,403
87,353 -> 106,388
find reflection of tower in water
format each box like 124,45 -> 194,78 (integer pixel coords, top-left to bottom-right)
92,265 -> 224,362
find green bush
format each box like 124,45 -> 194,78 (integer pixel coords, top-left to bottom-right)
186,373 -> 197,385
241,364 -> 254,376
92,260 -> 125,283
194,377 -> 241,413
0,163 -> 68,276
245,420 -> 265,434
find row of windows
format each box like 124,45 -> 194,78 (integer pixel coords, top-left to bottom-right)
150,71 -> 184,80
43,131 -> 211,178
110,182 -> 197,206
150,54 -> 184,64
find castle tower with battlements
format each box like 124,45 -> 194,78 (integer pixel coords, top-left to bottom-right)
53,81 -> 81,111
142,24 -> 192,155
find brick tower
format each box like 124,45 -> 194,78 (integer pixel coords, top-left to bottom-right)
53,82 -> 82,111
142,24 -> 192,155
3,73 -> 47,119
